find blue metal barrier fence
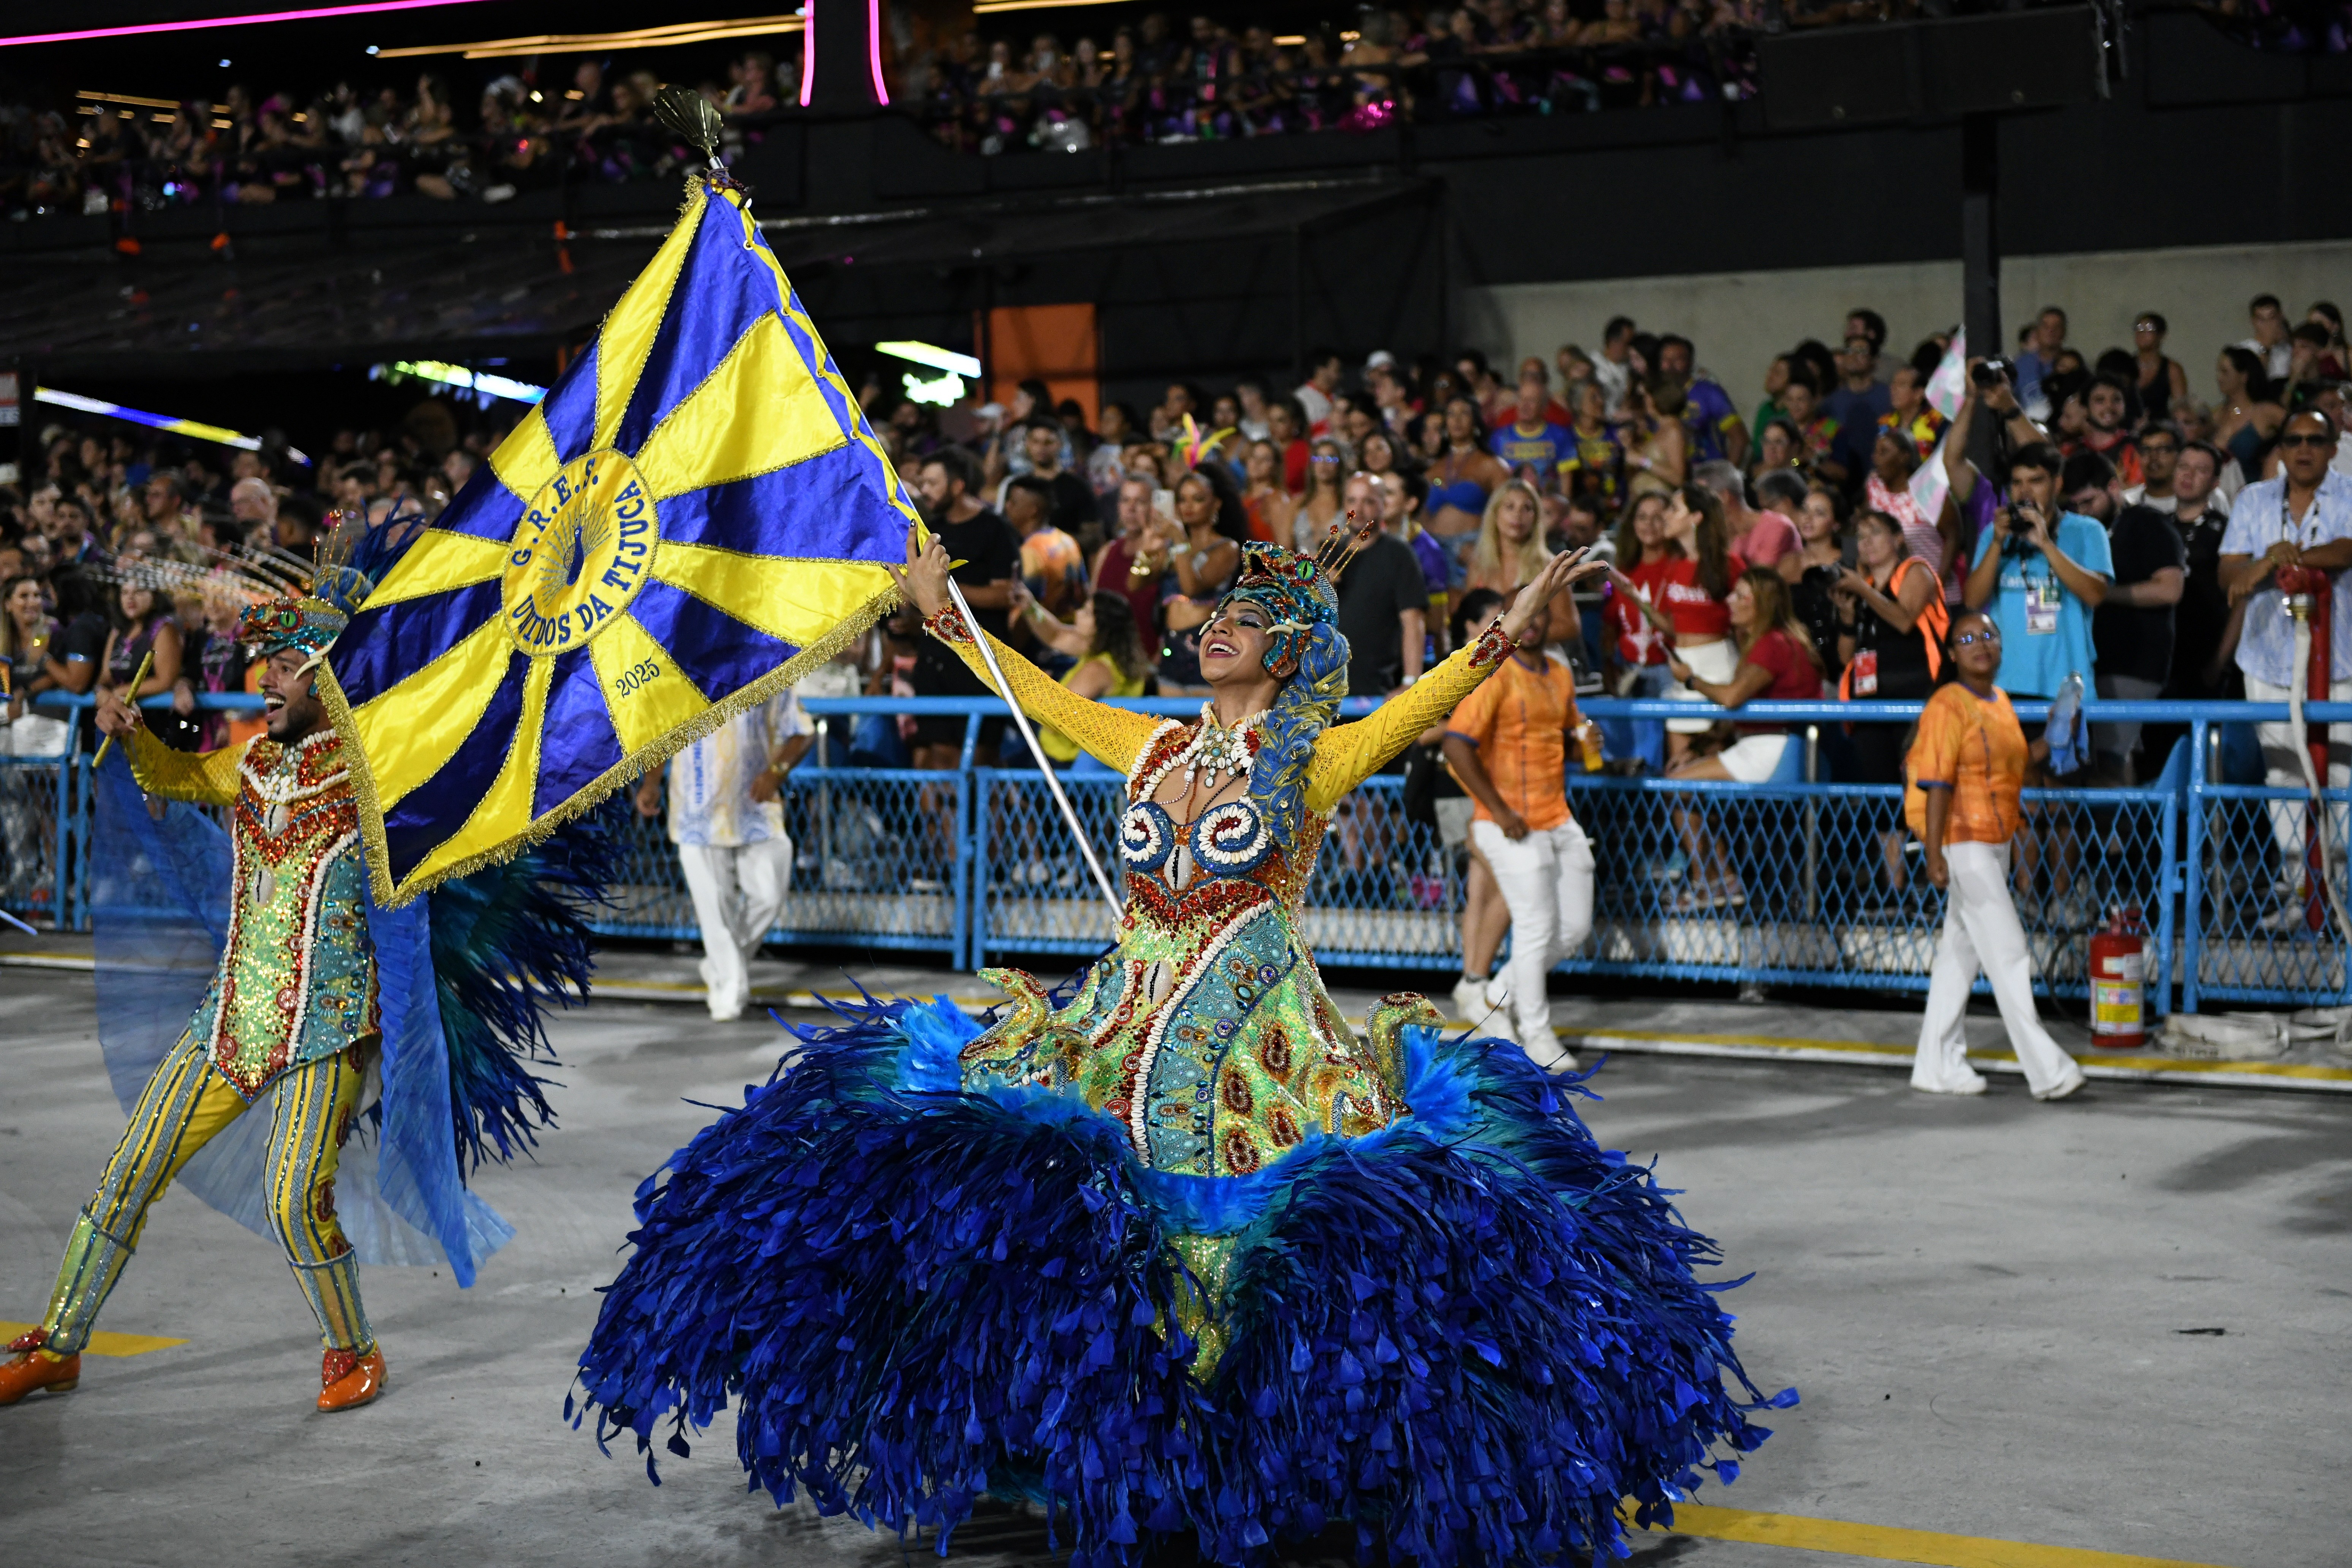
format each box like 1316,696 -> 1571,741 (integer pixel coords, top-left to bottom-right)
16,692 -> 2352,1014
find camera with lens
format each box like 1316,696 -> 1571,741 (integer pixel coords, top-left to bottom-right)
1971,357 -> 2012,389
1999,501 -> 2042,557
1802,561 -> 1846,593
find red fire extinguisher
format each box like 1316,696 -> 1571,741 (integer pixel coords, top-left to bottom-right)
2089,905 -> 2148,1050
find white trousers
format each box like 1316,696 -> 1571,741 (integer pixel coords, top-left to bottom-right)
677,836 -> 792,1021
1913,841 -> 2083,1097
1470,818 -> 1595,1038
2243,675 -> 2352,877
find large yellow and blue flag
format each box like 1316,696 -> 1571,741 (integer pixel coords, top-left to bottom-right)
322,177 -> 919,906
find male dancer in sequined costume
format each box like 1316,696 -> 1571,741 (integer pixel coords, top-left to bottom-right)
0,593 -> 389,1412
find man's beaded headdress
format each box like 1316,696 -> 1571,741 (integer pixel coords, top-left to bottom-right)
236,510 -> 388,670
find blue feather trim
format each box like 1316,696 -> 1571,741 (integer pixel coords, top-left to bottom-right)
574,998 -> 1788,1566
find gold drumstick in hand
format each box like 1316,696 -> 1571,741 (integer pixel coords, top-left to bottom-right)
92,648 -> 153,768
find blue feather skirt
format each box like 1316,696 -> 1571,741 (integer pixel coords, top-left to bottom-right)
572,997 -> 1791,1566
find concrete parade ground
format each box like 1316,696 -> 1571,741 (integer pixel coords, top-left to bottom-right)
1,949 -> 2347,1568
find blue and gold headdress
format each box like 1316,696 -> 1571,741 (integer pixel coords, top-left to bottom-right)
1217,533 -> 1351,680
236,512 -> 386,670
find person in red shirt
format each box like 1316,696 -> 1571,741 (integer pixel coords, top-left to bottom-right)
1443,587 -> 1590,1069
1661,568 -> 1823,909
1600,492 -> 1679,770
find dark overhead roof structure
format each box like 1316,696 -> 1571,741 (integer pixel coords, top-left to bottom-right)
0,176 -> 1429,378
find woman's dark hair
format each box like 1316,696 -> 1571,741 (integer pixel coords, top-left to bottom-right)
2221,345 -> 2276,404
1909,338 -> 1946,378
1088,590 -> 1151,683
1451,586 -> 1505,650
1680,483 -> 1732,601
1178,462 -> 1250,545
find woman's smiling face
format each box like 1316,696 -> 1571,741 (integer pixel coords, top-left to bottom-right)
1198,596 -> 1275,684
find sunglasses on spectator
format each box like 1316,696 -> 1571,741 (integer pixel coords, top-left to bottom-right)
2278,433 -> 2339,448
1952,627 -> 2001,647
1308,454 -> 1339,463
2134,321 -> 2160,333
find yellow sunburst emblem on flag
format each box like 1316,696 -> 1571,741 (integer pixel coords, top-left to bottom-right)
320,177 -> 923,906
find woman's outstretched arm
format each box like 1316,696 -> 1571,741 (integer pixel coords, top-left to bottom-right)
894,528 -> 1164,775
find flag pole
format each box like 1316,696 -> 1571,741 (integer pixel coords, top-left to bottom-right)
945,578 -> 1124,915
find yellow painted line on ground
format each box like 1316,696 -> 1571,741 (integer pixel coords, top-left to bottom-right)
1639,1499 -> 2233,1568
0,1321 -> 184,1358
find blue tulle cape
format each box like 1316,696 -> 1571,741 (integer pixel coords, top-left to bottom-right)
572,996 -> 1791,1566
88,748 -> 612,1285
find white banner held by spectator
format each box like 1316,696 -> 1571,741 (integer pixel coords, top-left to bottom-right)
1910,432 -> 1952,523
1924,329 -> 1968,422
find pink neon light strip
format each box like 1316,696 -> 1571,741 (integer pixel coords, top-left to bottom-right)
866,0 -> 888,104
0,0 -> 501,49
798,1 -> 816,107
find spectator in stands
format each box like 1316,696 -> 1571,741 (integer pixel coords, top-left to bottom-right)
1906,610 -> 2088,1102
2072,451 -> 2184,782
1151,465 -> 1249,695
1963,442 -> 2110,716
1832,508 -> 1941,897
907,446 -> 1017,775
1662,567 -> 1822,909
2213,346 -> 2285,484
1005,474 -> 1087,624
2071,375 -> 2143,489
1594,494 -> 1674,770
1008,587 -> 1153,769
2,575 -> 71,761
1090,473 -> 1163,635
2014,305 -> 2068,411
633,689 -> 810,1021
1694,460 -> 1794,577
1490,377 -> 1573,484
1443,585 -> 1592,1070
1334,483 -> 1429,698
1778,370 -> 1843,486
1240,438 -> 1294,547
1558,377 -> 1623,506
1876,361 -> 1944,462
2219,408 -> 2352,924
1648,484 -> 1737,767
2133,311 -> 2189,425
1657,334 -> 1748,466
2122,422 -> 2182,512
1295,349 -> 1344,434
1590,316 -> 1636,416
1017,419 -> 1098,549
1426,396 -> 1507,546
1788,483 -> 1849,686
2239,293 -> 2294,384
1825,331 -> 1892,482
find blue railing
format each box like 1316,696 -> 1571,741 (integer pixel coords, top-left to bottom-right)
15,690 -> 2352,1014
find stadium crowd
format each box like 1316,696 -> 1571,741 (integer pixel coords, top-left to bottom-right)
8,289 -> 2352,930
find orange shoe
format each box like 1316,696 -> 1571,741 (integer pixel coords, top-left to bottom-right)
317,1346 -> 385,1413
0,1330 -> 81,1406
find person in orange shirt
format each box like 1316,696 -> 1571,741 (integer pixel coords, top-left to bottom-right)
1442,587 -> 1590,1071
1906,609 -> 2088,1102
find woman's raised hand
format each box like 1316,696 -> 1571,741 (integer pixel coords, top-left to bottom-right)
890,526 -> 954,619
1496,548 -> 1600,644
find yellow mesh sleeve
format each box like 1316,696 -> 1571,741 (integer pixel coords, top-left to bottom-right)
123,726 -> 245,807
1305,626 -> 1513,815
947,629 -> 1164,776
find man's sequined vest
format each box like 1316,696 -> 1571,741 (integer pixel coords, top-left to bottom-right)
187,729 -> 379,1096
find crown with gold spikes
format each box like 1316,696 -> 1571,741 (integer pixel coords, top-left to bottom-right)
1216,511 -> 1381,679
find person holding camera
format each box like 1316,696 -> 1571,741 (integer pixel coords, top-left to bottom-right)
1962,442 -> 2112,718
